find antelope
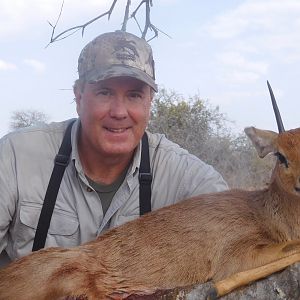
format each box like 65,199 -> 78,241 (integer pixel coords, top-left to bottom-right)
1,82 -> 300,300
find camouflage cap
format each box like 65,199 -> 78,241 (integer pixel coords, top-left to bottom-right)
78,31 -> 157,92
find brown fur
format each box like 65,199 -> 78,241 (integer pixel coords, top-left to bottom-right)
1,127 -> 300,299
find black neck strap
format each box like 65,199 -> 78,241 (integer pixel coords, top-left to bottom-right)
32,125 -> 152,252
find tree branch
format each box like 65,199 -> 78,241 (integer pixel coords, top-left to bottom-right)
48,0 -> 118,45
121,0 -> 131,32
47,0 -> 170,45
131,0 -> 171,41
142,0 -> 151,39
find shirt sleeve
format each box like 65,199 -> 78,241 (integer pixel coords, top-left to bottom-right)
0,136 -> 17,253
179,157 -> 228,200
150,134 -> 229,209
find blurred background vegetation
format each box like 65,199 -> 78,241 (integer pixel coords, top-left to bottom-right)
148,88 -> 274,189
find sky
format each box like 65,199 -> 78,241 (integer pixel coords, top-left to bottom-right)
1,0 -> 300,137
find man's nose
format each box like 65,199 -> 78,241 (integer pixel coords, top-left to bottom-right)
109,96 -> 128,119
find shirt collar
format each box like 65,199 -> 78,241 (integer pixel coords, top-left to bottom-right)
129,139 -> 142,176
70,118 -> 85,176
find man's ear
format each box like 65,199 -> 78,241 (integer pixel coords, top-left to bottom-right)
73,84 -> 82,104
73,83 -> 82,116
73,79 -> 83,116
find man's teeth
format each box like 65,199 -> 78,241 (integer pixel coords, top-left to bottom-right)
107,128 -> 127,133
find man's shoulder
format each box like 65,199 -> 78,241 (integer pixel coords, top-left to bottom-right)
2,120 -> 71,141
147,131 -> 228,201
0,119 -> 75,152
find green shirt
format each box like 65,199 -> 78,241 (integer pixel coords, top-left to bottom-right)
86,166 -> 129,216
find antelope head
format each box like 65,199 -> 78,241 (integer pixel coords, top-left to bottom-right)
244,81 -> 300,195
245,127 -> 300,195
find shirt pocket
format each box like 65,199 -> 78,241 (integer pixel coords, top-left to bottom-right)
17,203 -> 79,250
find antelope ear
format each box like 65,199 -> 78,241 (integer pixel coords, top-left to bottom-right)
244,127 -> 278,158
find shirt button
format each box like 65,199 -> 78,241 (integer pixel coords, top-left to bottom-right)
86,186 -> 93,192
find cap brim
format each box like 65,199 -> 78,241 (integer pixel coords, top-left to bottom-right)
82,65 -> 158,92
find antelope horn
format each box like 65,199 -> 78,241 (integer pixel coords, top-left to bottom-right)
267,80 -> 285,133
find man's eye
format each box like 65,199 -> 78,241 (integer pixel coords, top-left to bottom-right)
128,92 -> 142,99
97,89 -> 111,96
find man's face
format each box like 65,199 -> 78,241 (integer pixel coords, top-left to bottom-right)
75,76 -> 152,159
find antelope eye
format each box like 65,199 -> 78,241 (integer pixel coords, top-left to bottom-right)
275,152 -> 289,168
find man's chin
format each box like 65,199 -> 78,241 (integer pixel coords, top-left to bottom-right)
102,143 -> 136,157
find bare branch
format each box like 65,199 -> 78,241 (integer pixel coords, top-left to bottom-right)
48,0 -> 118,44
131,0 -> 146,36
121,0 -> 131,32
146,25 -> 158,42
147,24 -> 172,42
131,0 -> 145,17
55,0 -> 65,28
130,0 -> 170,41
47,0 -> 170,45
142,0 -> 151,39
132,15 -> 143,34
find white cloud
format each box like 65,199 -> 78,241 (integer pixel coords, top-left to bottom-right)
216,52 -> 268,84
203,0 -> 300,40
220,70 -> 262,85
0,0 -> 112,38
154,0 -> 179,6
23,59 -> 46,73
0,59 -> 17,71
218,52 -> 268,75
198,0 -> 300,85
202,0 -> 300,56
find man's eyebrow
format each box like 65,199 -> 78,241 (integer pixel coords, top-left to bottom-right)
128,88 -> 145,93
91,83 -> 109,89
130,83 -> 148,91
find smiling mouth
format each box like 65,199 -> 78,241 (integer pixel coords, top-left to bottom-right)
105,127 -> 129,133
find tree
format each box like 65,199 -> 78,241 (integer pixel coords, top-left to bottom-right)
149,87 -> 226,154
149,88 -> 273,189
10,109 -> 49,131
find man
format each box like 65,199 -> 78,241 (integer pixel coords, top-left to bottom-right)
0,31 -> 228,266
